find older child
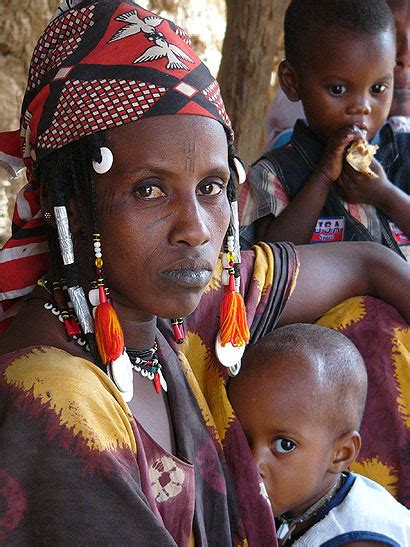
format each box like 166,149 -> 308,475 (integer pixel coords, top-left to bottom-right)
262,0 -> 410,146
240,0 -> 410,260
228,324 -> 410,546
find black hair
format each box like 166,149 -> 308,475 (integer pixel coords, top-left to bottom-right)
284,0 -> 395,71
37,134 -> 104,366
36,125 -> 239,366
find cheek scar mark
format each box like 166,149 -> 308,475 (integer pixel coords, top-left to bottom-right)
147,213 -> 172,229
184,141 -> 196,173
100,184 -> 116,219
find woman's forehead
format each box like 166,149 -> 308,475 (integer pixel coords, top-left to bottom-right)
103,115 -> 229,171
106,114 -> 228,147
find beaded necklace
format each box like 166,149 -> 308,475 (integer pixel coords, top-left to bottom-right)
126,344 -> 167,393
276,473 -> 345,545
38,297 -> 167,397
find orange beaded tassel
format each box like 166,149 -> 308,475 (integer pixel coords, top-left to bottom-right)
92,233 -> 124,365
219,265 -> 249,347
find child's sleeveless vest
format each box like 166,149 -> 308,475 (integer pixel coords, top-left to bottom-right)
261,120 -> 410,258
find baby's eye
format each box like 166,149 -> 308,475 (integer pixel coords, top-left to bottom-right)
329,84 -> 347,96
197,181 -> 225,197
371,83 -> 388,94
272,438 -> 297,454
134,185 -> 165,199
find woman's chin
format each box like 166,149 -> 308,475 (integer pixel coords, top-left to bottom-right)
159,295 -> 204,319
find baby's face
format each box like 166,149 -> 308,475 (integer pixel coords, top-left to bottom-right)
228,356 -> 338,518
295,28 -> 395,141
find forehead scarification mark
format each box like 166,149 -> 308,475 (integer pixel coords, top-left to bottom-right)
184,141 -> 196,173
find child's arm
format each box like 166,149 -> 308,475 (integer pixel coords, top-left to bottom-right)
337,160 -> 410,238
278,241 -> 410,324
259,127 -> 363,245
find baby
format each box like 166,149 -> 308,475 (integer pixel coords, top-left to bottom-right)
228,324 -> 409,546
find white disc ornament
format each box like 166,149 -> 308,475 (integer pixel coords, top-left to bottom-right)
233,157 -> 246,184
92,147 -> 113,174
215,333 -> 245,370
109,352 -> 134,402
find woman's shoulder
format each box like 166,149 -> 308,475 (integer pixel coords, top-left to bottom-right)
0,345 -> 136,451
0,345 -> 119,406
0,345 -> 106,403
0,345 -> 93,375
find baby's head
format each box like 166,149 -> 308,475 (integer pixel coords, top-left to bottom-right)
228,324 -> 367,518
279,0 -> 396,141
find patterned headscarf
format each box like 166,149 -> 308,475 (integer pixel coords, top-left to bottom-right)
0,0 -> 232,332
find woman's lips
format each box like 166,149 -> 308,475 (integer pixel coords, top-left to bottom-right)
159,268 -> 213,288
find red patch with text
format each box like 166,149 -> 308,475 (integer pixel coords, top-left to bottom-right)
311,217 -> 345,243
389,221 -> 410,246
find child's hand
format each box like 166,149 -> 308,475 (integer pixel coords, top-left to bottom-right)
336,159 -> 391,206
316,126 -> 364,184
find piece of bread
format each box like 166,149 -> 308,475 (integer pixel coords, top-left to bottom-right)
346,139 -> 379,178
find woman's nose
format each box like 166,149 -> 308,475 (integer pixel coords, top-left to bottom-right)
169,197 -> 211,247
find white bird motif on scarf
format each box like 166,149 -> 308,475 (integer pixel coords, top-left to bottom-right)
109,10 -> 163,42
133,34 -> 194,70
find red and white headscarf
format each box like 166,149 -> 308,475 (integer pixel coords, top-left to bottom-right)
0,0 -> 232,333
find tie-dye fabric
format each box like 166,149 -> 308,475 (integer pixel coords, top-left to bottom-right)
317,296 -> 410,508
0,242 -> 297,546
1,243 -> 409,545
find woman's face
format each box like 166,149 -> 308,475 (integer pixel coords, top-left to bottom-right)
94,115 -> 230,320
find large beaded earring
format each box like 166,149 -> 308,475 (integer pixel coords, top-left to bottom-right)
90,232 -> 124,365
215,156 -> 249,375
88,147 -> 133,401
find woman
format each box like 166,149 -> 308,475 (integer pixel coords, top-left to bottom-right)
0,1 -> 409,544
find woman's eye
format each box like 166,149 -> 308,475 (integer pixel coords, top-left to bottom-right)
371,83 -> 388,94
134,185 -> 165,199
272,438 -> 297,454
197,181 -> 224,196
329,84 -> 347,96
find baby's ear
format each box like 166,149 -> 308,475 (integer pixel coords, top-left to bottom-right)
328,431 -> 361,474
278,60 -> 300,102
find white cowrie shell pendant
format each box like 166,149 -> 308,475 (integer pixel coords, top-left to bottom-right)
233,157 -> 246,184
92,147 -> 113,174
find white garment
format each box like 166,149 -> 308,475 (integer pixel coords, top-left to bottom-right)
263,88 -> 304,149
387,115 -> 410,134
293,474 -> 410,546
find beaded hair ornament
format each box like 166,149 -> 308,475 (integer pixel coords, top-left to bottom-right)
0,0 -> 250,392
